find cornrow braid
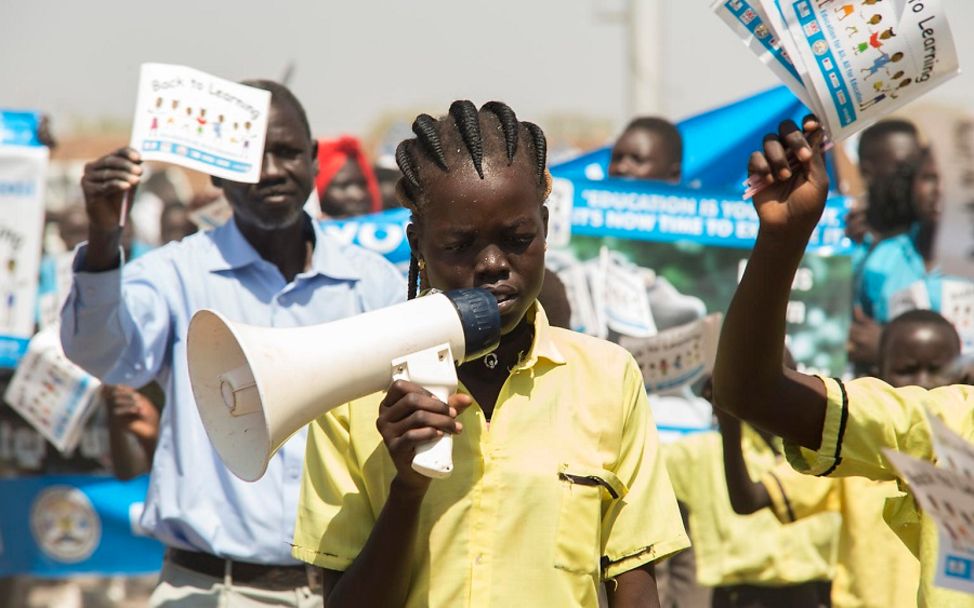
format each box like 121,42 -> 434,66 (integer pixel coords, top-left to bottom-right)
407,253 -> 420,300
481,101 -> 519,164
449,100 -> 485,179
395,142 -> 421,204
413,114 -> 449,171
395,100 -> 549,299
522,121 -> 547,186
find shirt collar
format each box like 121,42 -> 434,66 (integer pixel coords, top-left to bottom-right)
514,302 -> 567,370
204,212 -> 361,281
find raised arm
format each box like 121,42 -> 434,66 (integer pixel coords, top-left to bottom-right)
712,118 -> 829,449
60,148 -> 171,386
79,147 -> 142,272
715,409 -> 771,515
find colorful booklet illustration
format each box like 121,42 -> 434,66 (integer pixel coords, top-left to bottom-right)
713,0 -> 960,141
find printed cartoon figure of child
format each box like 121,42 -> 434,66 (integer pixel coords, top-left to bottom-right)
861,50 -> 903,79
854,28 -> 893,54
213,115 -> 224,140
835,3 -> 855,19
167,100 -> 179,126
196,109 -> 207,136
182,107 -> 193,132
859,77 -> 911,111
872,70 -> 905,90
871,27 -> 895,48
149,97 -> 163,136
242,121 -> 252,149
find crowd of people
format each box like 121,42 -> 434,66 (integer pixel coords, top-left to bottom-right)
0,77 -> 972,608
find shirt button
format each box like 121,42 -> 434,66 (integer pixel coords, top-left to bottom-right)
475,554 -> 484,565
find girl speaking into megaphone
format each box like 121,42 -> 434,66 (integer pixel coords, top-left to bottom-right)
292,101 -> 689,608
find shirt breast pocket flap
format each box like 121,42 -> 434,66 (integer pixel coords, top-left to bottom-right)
554,464 -> 629,574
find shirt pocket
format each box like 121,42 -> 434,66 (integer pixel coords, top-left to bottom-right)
554,464 -> 629,575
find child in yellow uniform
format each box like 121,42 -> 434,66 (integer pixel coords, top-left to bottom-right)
665,425 -> 838,606
713,115 -> 974,608
665,377 -> 837,608
291,101 -> 689,608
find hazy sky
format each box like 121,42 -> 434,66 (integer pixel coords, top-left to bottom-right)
2,1 -> 971,142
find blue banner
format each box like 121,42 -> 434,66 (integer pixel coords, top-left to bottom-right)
0,475 -> 164,577
320,207 -> 412,270
322,180 -> 853,268
560,177 -> 853,255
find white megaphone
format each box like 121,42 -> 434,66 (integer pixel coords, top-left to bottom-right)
187,289 -> 500,482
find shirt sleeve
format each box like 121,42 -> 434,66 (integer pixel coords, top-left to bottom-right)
292,403 -> 375,571
761,460 -> 838,524
601,356 -> 691,580
784,376 -> 973,482
59,245 -> 173,387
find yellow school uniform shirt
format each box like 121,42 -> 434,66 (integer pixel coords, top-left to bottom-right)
786,376 -> 974,608
664,425 -> 838,588
292,304 -> 690,608
762,461 -> 921,608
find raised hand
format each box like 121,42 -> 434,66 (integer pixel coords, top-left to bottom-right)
747,117 -> 830,239
376,380 -> 472,492
80,147 -> 143,231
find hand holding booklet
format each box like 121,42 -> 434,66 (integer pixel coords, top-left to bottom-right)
713,0 -> 960,195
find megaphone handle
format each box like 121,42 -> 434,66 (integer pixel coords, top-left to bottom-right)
391,345 -> 459,479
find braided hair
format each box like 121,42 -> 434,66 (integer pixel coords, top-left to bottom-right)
396,100 -> 550,299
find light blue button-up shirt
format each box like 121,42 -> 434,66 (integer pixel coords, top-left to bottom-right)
60,214 -> 405,564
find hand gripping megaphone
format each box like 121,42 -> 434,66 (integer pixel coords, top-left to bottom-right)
187,289 -> 500,482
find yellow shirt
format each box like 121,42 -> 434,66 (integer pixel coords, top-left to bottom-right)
762,462 -> 920,608
665,426 -> 838,588
786,376 -> 974,608
292,304 -> 690,607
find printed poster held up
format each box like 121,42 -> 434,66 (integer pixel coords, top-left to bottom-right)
0,110 -> 48,368
618,314 -> 723,394
884,414 -> 974,595
714,0 -> 960,141
3,328 -> 101,455
129,63 -> 271,182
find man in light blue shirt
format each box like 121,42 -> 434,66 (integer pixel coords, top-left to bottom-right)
60,80 -> 404,607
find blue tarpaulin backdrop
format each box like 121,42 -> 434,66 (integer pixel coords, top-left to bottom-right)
551,86 -> 839,193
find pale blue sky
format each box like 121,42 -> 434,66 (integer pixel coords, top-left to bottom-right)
1,1 -> 971,139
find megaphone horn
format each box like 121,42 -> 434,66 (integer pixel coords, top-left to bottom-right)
187,289 -> 500,482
